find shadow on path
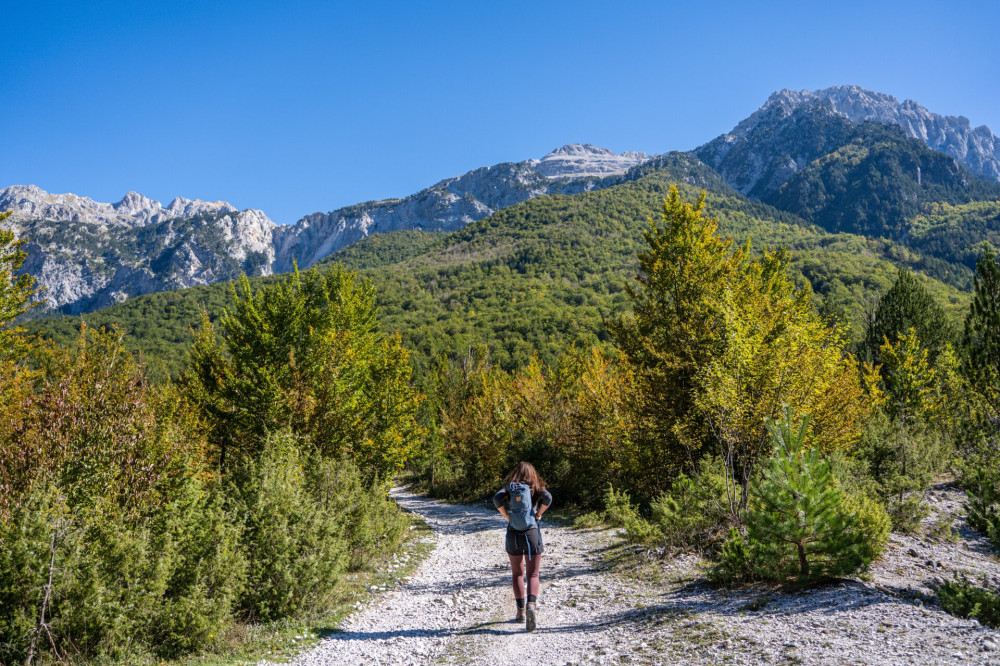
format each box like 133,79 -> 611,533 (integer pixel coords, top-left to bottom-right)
315,601 -> 675,644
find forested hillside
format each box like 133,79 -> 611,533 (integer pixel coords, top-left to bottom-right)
26,166 -> 972,380
764,123 -> 1000,238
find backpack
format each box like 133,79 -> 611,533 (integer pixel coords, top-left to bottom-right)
507,481 -> 536,532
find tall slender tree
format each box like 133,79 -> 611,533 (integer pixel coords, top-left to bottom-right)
964,248 -> 1000,418
862,268 -> 951,366
612,186 -> 866,508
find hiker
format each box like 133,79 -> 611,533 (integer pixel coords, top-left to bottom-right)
494,461 -> 552,632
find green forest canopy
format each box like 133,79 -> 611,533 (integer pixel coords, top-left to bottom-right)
25,167 -> 976,381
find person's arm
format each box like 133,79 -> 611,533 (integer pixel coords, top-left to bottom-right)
534,489 -> 553,520
493,489 -> 509,521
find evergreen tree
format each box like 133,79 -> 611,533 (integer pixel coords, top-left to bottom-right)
964,248 -> 1000,418
862,268 -> 952,366
183,266 -> 424,479
964,465 -> 1000,549
0,211 -> 37,329
960,249 -> 1000,544
746,406 -> 869,583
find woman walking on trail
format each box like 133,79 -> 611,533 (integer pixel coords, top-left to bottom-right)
494,461 -> 552,632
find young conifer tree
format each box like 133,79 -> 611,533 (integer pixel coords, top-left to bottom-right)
862,268 -> 951,366
746,406 -> 869,583
961,248 -> 1000,546
964,248 -> 1000,418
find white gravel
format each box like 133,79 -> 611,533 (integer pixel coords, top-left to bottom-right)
278,485 -> 1000,665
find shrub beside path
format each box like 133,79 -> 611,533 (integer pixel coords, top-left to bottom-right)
280,487 -> 1000,665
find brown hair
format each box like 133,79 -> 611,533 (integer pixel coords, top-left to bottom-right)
505,461 -> 547,494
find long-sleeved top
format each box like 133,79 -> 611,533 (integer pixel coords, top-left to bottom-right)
493,486 -> 553,511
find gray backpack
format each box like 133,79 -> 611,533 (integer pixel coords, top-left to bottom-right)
507,482 -> 536,531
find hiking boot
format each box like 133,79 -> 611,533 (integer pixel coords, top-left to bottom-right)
525,601 -> 537,632
515,604 -> 525,622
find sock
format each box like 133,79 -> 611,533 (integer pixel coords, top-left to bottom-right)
516,598 -> 525,608
527,595 -> 536,603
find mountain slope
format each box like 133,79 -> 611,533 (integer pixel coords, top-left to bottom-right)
764,123 -> 1000,238
27,167 -> 970,381
694,92 -> 1000,261
789,85 -> 1000,182
270,144 -> 647,272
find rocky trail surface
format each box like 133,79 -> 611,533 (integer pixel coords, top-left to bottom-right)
279,486 -> 1000,665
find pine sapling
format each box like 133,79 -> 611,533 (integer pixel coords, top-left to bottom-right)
746,406 -> 870,583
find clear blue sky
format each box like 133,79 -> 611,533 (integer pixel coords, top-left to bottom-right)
3,0 -> 998,224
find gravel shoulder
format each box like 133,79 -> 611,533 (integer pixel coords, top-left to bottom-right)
281,485 -> 1000,666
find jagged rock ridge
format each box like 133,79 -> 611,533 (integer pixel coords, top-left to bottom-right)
0,184 -> 237,228
5,186 -> 277,314
696,85 -> 1000,196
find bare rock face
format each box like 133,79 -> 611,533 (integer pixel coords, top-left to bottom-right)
6,188 -> 277,314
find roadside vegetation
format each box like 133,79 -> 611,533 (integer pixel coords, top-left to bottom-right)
0,209 -> 423,663
6,171 -> 1000,662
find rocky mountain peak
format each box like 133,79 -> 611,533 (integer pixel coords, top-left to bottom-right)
535,144 -> 648,178
750,86 -> 1000,182
544,143 -> 614,157
115,191 -> 157,214
164,196 -> 237,218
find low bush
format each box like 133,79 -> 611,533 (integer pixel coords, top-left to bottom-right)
0,472 -> 244,663
229,432 -> 408,622
854,412 -> 944,531
707,528 -> 757,585
309,454 -> 409,572
602,485 -> 661,544
963,465 -> 1000,550
937,578 -> 1000,628
229,432 -> 349,622
840,491 -> 892,562
650,456 -> 733,551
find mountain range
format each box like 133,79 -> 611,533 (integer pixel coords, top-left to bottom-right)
4,84 -> 1000,317
2,145 -> 647,314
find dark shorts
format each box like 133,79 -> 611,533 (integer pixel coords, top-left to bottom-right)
505,525 -> 544,556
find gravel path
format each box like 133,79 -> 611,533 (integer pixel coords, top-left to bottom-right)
282,486 -> 1000,665
285,487 -> 640,665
